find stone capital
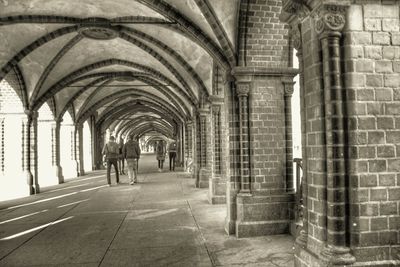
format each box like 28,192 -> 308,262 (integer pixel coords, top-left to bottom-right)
236,83 -> 250,97
315,3 -> 348,36
282,80 -> 296,96
24,110 -> 38,120
212,104 -> 221,114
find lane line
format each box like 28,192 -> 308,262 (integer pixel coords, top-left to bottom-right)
0,216 -> 73,241
0,209 -> 48,225
57,199 -> 90,208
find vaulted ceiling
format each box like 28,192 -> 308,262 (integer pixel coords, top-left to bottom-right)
0,0 -> 239,138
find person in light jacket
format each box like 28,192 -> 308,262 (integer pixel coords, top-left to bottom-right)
123,135 -> 141,185
102,136 -> 119,186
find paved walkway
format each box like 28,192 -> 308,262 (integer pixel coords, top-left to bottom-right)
0,153 -> 294,266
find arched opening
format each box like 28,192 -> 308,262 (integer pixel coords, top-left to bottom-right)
60,112 -> 76,179
37,103 -> 56,187
292,48 -> 302,190
0,77 -> 25,201
83,120 -> 92,173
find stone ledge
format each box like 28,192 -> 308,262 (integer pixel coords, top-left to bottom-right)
236,220 -> 290,238
208,195 -> 226,205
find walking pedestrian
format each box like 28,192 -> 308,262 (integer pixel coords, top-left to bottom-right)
168,140 -> 177,171
118,136 -> 125,175
156,140 -> 166,172
102,136 -> 120,186
123,135 -> 141,185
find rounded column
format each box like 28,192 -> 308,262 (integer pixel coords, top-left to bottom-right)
316,5 -> 355,265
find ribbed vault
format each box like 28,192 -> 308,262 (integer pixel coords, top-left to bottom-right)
0,0 -> 239,139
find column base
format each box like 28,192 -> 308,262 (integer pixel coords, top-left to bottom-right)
235,192 -> 294,238
54,165 -> 64,184
208,177 -> 226,204
196,168 -> 210,188
26,170 -> 35,195
294,244 -> 396,267
320,245 -> 355,266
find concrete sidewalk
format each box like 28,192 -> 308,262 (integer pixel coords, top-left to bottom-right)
0,154 -> 294,266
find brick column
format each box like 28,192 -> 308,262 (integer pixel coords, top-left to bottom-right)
89,115 -> 97,170
208,96 -> 226,204
185,120 -> 194,173
22,110 -> 39,194
236,83 -> 251,194
316,5 -> 355,265
75,123 -> 85,176
196,107 -> 211,188
51,119 -> 63,184
232,67 -> 297,238
283,80 -> 295,191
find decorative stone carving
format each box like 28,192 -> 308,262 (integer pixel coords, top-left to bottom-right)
290,25 -> 302,50
283,80 -> 295,96
282,0 -> 311,22
78,19 -> 119,40
315,4 -> 348,34
236,83 -> 250,97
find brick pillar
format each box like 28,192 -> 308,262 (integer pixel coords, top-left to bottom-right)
31,111 -> 39,193
51,119 -> 63,184
316,5 -> 355,265
184,121 -> 189,170
75,123 -> 85,176
185,120 -> 194,173
283,79 -> 294,191
236,83 -> 251,194
196,107 -> 211,188
208,96 -> 226,204
89,115 -> 97,170
22,110 -> 39,194
232,67 -> 297,238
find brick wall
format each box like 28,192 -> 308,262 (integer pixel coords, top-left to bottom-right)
295,14 -> 329,257
249,79 -> 286,192
344,3 -> 400,262
0,70 -> 24,114
238,0 -> 289,67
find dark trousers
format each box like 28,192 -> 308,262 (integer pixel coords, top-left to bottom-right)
107,158 -> 119,184
158,160 -> 164,169
169,152 -> 176,170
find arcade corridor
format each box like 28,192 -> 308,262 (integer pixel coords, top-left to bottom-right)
0,153 -> 294,266
1,0 -> 400,266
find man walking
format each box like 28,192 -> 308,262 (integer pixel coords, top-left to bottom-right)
102,136 -> 120,186
168,140 -> 177,171
123,135 -> 141,185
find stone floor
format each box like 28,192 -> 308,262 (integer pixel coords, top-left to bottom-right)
0,153 -> 294,266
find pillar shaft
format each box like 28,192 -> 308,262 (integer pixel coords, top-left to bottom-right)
76,124 -> 85,176
22,111 -> 39,194
237,84 -> 251,194
51,120 -> 63,183
283,81 -> 294,191
316,5 -> 355,265
196,107 -> 211,188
